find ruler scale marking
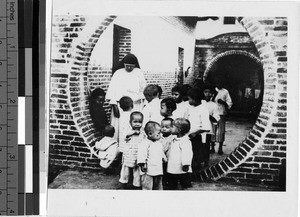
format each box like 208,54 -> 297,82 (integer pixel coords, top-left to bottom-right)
0,0 -> 18,215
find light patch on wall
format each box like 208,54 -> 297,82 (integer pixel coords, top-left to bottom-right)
195,18 -> 246,40
89,18 -> 114,67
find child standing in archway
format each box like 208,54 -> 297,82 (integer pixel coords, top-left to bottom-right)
211,79 -> 233,155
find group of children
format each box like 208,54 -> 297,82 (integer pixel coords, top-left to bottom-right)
93,82 -> 232,190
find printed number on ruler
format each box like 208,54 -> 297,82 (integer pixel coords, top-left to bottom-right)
0,0 -> 18,215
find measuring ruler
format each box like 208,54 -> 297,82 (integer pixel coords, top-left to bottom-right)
0,0 -> 18,215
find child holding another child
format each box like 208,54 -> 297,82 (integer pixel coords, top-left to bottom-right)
119,112 -> 146,189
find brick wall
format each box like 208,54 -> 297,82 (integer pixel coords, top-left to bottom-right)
49,15 -> 287,188
49,15 -> 179,170
118,26 -> 131,61
194,32 -> 260,80
199,17 -> 287,188
49,15 -> 117,170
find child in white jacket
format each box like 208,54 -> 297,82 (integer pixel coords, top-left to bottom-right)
94,125 -> 119,170
138,121 -> 167,190
166,118 -> 193,190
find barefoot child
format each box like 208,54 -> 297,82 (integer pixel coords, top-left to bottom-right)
138,121 -> 167,190
166,118 -> 193,190
119,112 -> 145,189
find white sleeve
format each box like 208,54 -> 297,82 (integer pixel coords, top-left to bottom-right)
212,103 -> 220,122
106,70 -> 121,105
201,108 -> 211,131
142,104 -> 151,127
225,90 -> 233,109
137,140 -> 148,164
180,139 -> 193,166
138,71 -> 147,99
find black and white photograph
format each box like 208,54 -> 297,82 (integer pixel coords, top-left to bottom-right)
46,1 -> 299,216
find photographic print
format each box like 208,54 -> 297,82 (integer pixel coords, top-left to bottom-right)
47,7 -> 289,192
46,0 -> 299,216
45,1 -> 299,216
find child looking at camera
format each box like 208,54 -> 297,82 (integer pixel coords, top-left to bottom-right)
171,85 -> 189,119
119,112 -> 145,189
161,118 -> 175,152
138,121 -> 167,190
166,118 -> 193,190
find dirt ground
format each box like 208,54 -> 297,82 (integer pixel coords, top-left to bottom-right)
49,119 -> 279,191
48,169 -> 278,191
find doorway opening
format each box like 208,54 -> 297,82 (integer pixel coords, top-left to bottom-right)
205,53 -> 264,165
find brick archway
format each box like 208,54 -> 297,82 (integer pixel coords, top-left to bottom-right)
66,16 -> 116,157
202,50 -> 262,83
64,16 -> 286,185
199,17 -> 280,181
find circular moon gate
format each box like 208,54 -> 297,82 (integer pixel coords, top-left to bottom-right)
67,16 -> 280,181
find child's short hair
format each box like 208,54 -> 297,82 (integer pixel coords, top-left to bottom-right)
104,125 -> 115,137
91,88 -> 106,100
173,118 -> 190,135
161,117 -> 174,124
182,84 -> 192,101
202,83 -> 215,92
143,84 -> 159,98
171,84 -> 184,95
187,87 -> 204,102
119,96 -> 133,111
161,98 -> 177,111
155,84 -> 163,98
130,111 -> 144,122
144,121 -> 160,135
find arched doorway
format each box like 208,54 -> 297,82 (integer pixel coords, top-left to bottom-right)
202,51 -> 264,166
63,16 -> 286,185
205,53 -> 264,120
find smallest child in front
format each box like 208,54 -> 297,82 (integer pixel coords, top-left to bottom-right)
138,121 -> 167,190
94,125 -> 119,172
166,118 -> 193,190
119,112 -> 145,189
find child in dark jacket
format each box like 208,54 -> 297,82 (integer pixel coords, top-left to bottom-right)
89,88 -> 109,134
